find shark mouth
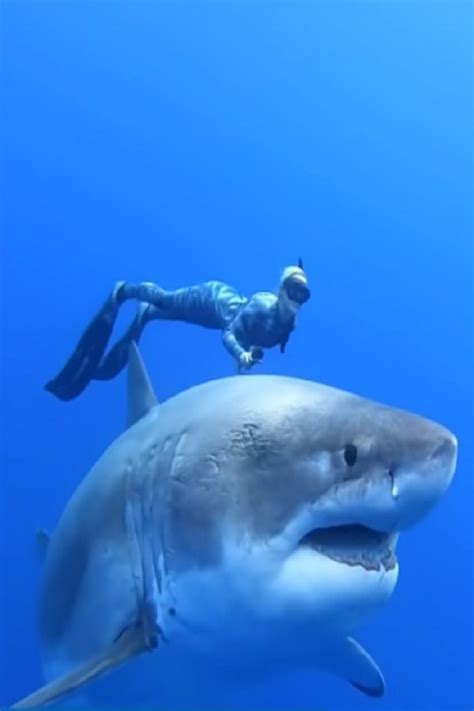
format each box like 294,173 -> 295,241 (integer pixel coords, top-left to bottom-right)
299,525 -> 397,572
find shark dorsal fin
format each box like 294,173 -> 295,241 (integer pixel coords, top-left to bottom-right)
127,342 -> 158,428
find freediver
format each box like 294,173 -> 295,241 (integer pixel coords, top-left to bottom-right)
45,260 -> 311,401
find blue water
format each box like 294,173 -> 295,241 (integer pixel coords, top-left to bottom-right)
2,2 -> 473,710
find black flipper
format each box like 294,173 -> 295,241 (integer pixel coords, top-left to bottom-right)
44,294 -> 120,401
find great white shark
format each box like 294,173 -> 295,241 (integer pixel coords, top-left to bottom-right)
12,344 -> 457,708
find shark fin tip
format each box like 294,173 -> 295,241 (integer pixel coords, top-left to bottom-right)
127,342 -> 158,428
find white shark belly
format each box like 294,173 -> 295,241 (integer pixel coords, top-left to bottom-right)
44,546 -> 397,709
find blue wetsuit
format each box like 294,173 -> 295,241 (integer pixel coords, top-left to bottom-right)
45,279 -> 296,401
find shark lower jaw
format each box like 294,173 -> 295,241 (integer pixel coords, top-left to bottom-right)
265,530 -> 399,632
298,525 -> 398,573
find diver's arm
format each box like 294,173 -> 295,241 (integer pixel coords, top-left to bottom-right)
222,327 -> 262,370
222,314 -> 263,369
222,327 -> 246,364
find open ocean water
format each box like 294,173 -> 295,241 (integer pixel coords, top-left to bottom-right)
1,2 -> 473,710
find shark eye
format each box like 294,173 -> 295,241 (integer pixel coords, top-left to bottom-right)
343,444 -> 358,467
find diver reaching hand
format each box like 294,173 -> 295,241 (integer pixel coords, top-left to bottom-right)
45,260 -> 311,401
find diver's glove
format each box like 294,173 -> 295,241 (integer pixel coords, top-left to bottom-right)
239,347 -> 264,370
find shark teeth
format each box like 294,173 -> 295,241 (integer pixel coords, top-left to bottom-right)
299,524 -> 398,572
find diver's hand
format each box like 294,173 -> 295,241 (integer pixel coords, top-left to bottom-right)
239,352 -> 254,369
239,348 -> 263,370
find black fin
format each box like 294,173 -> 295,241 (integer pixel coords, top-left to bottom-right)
44,293 -> 120,401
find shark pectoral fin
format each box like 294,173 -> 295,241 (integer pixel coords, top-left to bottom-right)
325,636 -> 385,698
11,623 -> 152,709
126,341 -> 158,428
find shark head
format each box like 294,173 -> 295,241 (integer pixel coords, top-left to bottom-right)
170,377 -> 457,641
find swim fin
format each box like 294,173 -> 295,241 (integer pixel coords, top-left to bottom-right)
45,290 -> 121,401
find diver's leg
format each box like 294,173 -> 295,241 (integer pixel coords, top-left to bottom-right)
92,281 -> 246,382
92,284 -> 218,382
118,281 -> 245,329
44,282 -> 126,401
119,282 -> 168,307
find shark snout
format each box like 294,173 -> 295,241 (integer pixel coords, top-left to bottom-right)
299,422 -> 458,536
391,426 -> 457,529
430,432 -> 457,473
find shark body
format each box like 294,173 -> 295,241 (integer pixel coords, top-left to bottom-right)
12,345 -> 457,708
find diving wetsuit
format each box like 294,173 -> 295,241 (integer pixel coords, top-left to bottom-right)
45,280 -> 296,401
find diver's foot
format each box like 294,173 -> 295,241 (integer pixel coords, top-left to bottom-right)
111,280 -> 127,305
125,303 -> 151,343
136,302 -> 151,329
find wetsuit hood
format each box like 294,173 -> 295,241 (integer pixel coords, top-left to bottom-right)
280,266 -> 311,305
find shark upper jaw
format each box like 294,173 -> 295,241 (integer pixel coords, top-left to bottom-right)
298,525 -> 398,573
274,432 -> 458,576
274,499 -> 400,577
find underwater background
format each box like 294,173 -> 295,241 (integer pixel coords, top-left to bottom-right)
1,1 -> 473,710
